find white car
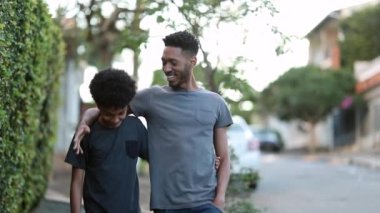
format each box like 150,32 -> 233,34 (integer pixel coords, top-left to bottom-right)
227,116 -> 261,174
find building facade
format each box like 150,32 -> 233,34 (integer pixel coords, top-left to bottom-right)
354,56 -> 380,150
305,0 -> 380,150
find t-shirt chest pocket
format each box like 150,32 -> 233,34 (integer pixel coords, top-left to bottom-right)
125,140 -> 139,159
195,109 -> 215,126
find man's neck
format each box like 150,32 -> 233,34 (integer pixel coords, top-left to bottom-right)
177,75 -> 199,91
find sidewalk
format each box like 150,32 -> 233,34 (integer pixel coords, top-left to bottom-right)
284,146 -> 380,170
32,148 -> 380,212
336,149 -> 380,170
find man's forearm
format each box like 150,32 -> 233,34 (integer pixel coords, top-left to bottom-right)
79,107 -> 100,127
213,127 -> 231,209
73,108 -> 99,154
215,157 -> 230,198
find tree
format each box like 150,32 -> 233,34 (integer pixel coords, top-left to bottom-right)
151,0 -> 283,121
157,0 -> 279,92
57,0 -> 165,80
151,61 -> 259,122
214,64 -> 259,121
56,0 -> 285,121
260,66 -> 355,152
340,4 -> 380,68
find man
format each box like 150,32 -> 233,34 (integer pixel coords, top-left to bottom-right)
73,30 -> 232,212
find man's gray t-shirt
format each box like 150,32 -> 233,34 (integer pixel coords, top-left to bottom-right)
129,85 -> 232,210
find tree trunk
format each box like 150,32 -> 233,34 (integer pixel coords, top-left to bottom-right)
132,51 -> 140,81
200,49 -> 218,92
308,122 -> 317,153
100,47 -> 113,67
130,0 -> 144,82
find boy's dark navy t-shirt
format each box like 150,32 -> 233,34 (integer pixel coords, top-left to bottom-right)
65,116 -> 148,213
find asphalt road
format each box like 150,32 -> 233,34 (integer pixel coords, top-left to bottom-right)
251,153 -> 380,213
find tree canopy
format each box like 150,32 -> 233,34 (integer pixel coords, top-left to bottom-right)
57,0 -> 166,80
340,4 -> 380,68
259,66 -> 356,151
57,0 -> 285,121
260,66 -> 355,124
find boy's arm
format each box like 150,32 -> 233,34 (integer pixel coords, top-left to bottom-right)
70,167 -> 85,213
213,127 -> 231,211
73,108 -> 100,154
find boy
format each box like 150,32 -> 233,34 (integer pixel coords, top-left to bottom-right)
65,68 -> 148,213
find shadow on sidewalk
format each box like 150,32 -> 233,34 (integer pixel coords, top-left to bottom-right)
31,199 -> 78,213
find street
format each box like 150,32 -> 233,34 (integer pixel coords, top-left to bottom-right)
251,153 -> 380,213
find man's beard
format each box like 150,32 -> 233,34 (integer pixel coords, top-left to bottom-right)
168,65 -> 191,89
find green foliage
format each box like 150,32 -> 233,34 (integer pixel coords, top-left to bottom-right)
151,64 -> 258,121
226,200 -> 262,213
260,66 -> 356,124
228,171 -> 260,194
226,165 -> 261,211
228,147 -> 260,192
151,69 -> 167,86
58,0 -> 279,120
160,0 -> 277,33
226,147 -> 261,213
155,0 -> 277,120
340,4 -> 380,68
0,0 -> 65,212
60,0 -> 166,69
216,66 -> 258,122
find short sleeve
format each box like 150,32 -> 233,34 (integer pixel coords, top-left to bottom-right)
215,96 -> 233,128
129,88 -> 152,117
137,121 -> 149,161
64,135 -> 86,169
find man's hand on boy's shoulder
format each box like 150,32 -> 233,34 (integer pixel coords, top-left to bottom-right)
73,124 -> 90,155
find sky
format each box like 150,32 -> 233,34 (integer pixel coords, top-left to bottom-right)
44,0 -> 374,94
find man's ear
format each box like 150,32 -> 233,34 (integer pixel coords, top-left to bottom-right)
190,55 -> 197,66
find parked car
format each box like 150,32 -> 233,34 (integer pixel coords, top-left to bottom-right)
227,116 -> 261,176
251,127 -> 284,152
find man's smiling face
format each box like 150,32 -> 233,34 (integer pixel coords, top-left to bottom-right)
161,46 -> 195,90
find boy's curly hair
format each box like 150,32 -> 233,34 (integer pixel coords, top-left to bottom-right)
89,68 -> 136,109
162,30 -> 199,56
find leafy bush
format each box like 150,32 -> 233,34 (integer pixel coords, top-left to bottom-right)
226,172 -> 261,213
0,0 -> 64,212
226,200 -> 262,213
226,171 -> 260,211
227,148 -> 261,212
228,170 -> 260,193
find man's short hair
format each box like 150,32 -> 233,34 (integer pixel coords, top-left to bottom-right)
89,68 -> 136,109
162,30 -> 199,56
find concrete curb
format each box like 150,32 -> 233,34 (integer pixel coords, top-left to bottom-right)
349,156 -> 380,170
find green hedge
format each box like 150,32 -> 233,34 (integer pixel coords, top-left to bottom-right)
0,0 -> 64,212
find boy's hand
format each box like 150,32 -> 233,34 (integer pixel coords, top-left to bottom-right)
215,156 -> 221,170
73,124 -> 90,155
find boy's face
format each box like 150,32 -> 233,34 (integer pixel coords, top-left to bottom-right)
98,106 -> 127,128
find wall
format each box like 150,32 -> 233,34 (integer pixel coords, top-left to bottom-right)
267,115 -> 334,150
